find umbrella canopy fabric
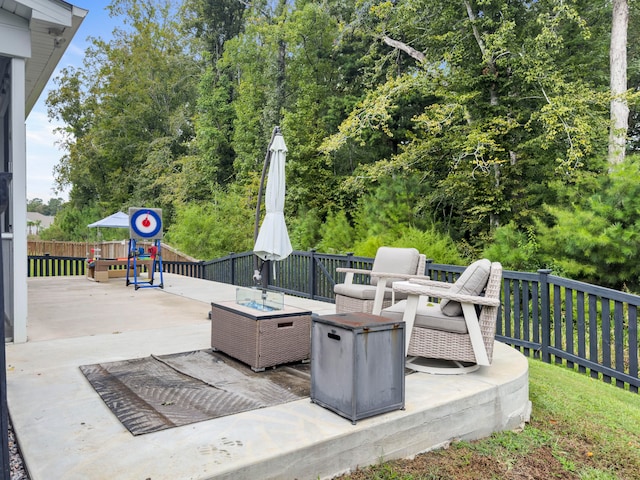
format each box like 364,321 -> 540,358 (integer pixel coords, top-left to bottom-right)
253,132 -> 293,262
87,212 -> 129,229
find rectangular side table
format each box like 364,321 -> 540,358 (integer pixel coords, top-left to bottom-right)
210,301 -> 311,371
310,312 -> 405,424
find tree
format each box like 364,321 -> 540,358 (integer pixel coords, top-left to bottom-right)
47,0 -> 199,225
164,185 -> 255,259
27,198 -> 64,215
44,198 -> 65,215
180,0 -> 246,64
39,202 -> 102,241
27,220 -> 42,237
535,155 -> 640,290
280,1 -> 367,214
42,0 -> 640,268
608,0 -> 629,165
323,0 -> 611,246
27,198 -> 45,214
179,0 -> 248,192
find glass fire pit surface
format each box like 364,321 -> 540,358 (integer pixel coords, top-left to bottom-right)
236,287 -> 284,312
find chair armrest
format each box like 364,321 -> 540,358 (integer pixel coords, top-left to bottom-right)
335,267 -> 373,286
370,272 -> 431,281
392,282 -> 500,307
406,278 -> 453,289
335,267 -> 373,275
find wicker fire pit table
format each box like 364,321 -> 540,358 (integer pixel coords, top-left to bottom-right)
210,300 -> 312,372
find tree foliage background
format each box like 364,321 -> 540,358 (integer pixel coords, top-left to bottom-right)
44,0 -> 640,290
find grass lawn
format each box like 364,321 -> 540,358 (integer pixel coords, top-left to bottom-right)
335,357 -> 640,479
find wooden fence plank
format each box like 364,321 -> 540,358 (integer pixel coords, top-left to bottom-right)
27,241 -> 197,263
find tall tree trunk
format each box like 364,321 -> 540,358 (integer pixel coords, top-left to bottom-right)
464,0 -> 498,106
275,38 -> 286,124
265,0 -> 287,128
608,0 -> 629,166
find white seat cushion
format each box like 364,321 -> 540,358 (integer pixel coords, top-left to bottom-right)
334,284 -> 409,301
381,300 -> 468,334
334,284 -> 388,300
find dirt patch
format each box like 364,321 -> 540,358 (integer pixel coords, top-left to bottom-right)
335,443 -> 579,480
332,405 -> 640,480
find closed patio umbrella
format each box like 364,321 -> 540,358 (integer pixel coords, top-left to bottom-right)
253,127 -> 292,283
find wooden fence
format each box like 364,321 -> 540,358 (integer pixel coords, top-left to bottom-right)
27,240 -> 197,263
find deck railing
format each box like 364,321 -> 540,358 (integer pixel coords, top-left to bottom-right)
27,255 -> 204,279
203,252 -> 640,394
427,263 -> 639,394
27,251 -> 639,393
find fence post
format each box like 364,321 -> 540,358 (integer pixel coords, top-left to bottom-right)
345,252 -> 354,269
309,249 -> 316,299
539,269 -> 552,364
229,253 -> 236,285
425,258 -> 433,278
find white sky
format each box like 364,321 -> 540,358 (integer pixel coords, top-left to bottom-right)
25,0 -> 116,202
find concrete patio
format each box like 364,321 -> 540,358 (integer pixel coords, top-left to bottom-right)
6,274 -> 531,480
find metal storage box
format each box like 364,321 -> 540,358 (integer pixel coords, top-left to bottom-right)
310,312 -> 405,424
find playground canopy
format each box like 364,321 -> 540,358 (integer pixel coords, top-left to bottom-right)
87,212 -> 129,229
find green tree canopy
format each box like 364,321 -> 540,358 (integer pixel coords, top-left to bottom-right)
47,0 -> 199,225
43,0 -> 640,290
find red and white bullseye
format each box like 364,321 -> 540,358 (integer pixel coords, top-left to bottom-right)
130,209 -> 162,239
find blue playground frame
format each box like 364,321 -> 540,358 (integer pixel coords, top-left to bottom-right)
126,238 -> 164,290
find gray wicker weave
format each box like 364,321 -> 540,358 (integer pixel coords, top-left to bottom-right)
210,301 -> 311,372
334,295 -> 393,315
334,251 -> 427,315
389,262 -> 502,370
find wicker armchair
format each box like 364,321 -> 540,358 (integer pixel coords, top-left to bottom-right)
334,247 -> 427,315
381,260 -> 502,374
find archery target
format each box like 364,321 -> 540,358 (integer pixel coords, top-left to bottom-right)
129,208 -> 163,240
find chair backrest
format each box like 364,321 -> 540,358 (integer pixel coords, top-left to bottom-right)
440,258 -> 491,316
370,247 -> 421,286
479,262 -> 503,361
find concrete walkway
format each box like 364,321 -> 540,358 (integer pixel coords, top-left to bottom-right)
6,274 -> 531,480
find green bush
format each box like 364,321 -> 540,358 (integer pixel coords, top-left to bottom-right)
165,189 -> 254,259
316,210 -> 355,254
351,227 -> 465,264
393,227 -> 465,265
535,155 -> 640,290
287,208 -> 322,251
41,203 -> 109,242
482,222 -> 542,272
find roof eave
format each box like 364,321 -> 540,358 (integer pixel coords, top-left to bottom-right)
23,1 -> 88,115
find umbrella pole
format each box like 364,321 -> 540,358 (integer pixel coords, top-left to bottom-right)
253,126 -> 281,286
260,259 -> 270,290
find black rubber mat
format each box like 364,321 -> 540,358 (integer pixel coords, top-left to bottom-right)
80,349 -> 310,435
